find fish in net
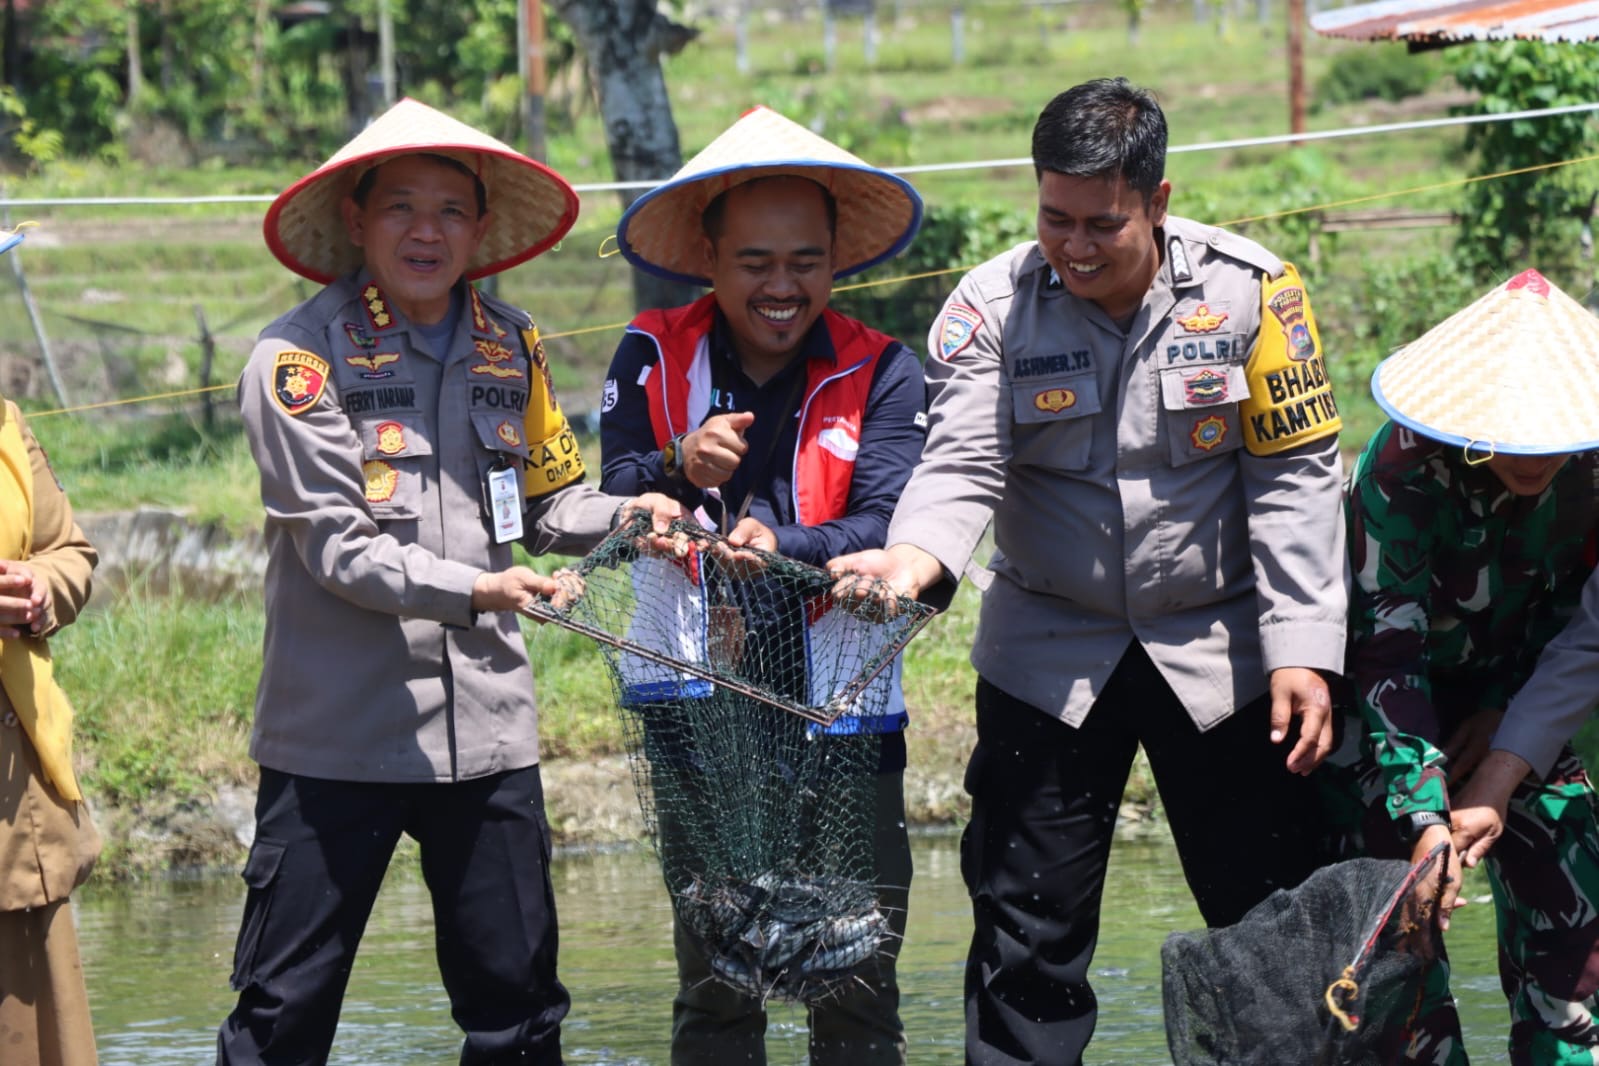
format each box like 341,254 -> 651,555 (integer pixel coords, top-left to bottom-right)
522,516 -> 935,1003
1161,842 -> 1450,1066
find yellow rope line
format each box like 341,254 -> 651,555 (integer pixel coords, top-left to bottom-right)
24,153 -> 1599,420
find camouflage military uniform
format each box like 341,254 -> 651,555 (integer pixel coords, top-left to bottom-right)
1335,420 -> 1599,1065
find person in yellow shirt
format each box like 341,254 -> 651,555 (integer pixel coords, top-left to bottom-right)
0,224 -> 102,1066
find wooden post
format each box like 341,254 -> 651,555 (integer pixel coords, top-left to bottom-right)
519,0 -> 548,161
377,0 -> 396,107
1288,0 -> 1306,141
864,11 -> 877,66
951,6 -> 965,65
736,3 -> 751,74
824,9 -> 837,70
194,304 -> 216,432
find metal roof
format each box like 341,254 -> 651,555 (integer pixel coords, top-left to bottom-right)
1311,0 -> 1599,45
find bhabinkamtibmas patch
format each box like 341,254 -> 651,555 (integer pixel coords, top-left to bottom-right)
520,324 -> 586,497
272,350 -> 330,417
1240,263 -> 1341,455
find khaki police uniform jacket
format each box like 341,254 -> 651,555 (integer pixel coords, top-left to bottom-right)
893,217 -> 1347,730
238,271 -> 621,783
0,402 -> 100,911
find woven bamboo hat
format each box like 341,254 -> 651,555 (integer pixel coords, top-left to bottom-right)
616,105 -> 923,287
264,97 -> 579,284
1372,269 -> 1599,454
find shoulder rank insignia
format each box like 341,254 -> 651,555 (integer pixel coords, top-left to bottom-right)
1176,303 -> 1228,334
271,350 -> 330,417
1167,236 -> 1194,284
1241,262 -> 1341,455
362,284 -> 395,330
938,304 -> 983,362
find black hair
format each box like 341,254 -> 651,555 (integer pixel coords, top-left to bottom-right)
351,153 -> 488,217
701,175 -> 838,244
1031,77 -> 1167,203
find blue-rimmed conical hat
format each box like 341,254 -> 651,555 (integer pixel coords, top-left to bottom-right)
616,106 -> 922,287
1371,269 -> 1599,455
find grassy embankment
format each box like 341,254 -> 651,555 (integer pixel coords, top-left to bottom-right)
3,1 -> 1514,876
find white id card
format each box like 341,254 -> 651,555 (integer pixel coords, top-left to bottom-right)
488,465 -> 524,544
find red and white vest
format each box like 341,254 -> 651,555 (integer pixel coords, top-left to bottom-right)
620,295 -> 906,732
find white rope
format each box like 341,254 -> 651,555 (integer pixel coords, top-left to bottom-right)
4,99 -> 1597,208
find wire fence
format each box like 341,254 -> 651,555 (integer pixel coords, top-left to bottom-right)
3,99 -> 1596,430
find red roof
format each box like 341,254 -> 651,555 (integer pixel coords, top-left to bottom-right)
1312,0 -> 1599,44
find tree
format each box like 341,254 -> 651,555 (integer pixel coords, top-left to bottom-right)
1451,41 -> 1599,287
549,0 -> 699,312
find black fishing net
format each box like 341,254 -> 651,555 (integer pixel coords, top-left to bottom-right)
1162,843 -> 1449,1066
524,516 -> 934,1003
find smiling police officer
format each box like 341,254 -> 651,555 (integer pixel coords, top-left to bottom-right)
831,77 -> 1349,1065
217,99 -> 679,1065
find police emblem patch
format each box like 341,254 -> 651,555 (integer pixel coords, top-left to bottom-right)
271,350 -> 330,417
1183,368 -> 1229,405
938,304 -> 982,362
363,459 -> 399,502
374,420 -> 406,455
497,421 -> 522,448
1033,387 -> 1076,414
601,378 -> 619,413
1176,303 -> 1228,334
1191,414 -> 1228,451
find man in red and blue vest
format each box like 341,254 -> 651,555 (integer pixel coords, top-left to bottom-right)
599,107 -> 926,1065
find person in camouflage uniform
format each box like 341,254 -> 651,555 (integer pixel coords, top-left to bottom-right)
1335,269 -> 1599,1065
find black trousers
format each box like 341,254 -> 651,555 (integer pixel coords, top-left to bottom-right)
961,644 -> 1327,1066
216,766 -> 568,1066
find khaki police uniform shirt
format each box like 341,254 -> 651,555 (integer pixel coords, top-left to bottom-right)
238,271 -> 621,783
893,217 -> 1348,730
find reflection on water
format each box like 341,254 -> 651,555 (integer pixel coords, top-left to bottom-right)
77,834 -> 1512,1064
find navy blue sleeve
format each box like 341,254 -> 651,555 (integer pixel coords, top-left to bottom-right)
772,341 -> 928,566
597,332 -> 707,511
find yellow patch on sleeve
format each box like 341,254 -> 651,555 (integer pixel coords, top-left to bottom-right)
520,325 -> 585,497
1240,263 -> 1342,455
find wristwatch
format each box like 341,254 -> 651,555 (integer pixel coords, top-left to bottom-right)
1395,809 -> 1450,843
662,434 -> 687,481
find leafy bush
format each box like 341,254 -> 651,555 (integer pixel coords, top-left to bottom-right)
1315,45 -> 1441,110
832,199 -> 1033,350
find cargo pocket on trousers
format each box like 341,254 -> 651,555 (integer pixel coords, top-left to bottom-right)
228,837 -> 286,991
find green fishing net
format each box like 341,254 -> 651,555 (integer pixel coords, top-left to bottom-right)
525,516 -> 934,1003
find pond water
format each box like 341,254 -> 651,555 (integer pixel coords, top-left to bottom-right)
77,833 -> 1514,1064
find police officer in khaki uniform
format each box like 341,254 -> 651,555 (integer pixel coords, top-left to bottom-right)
217,99 -> 678,1065
831,78 -> 1348,1065
0,222 -> 101,1066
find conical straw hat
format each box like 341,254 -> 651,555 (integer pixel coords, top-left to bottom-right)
264,98 -> 578,284
616,106 -> 923,287
1372,269 -> 1599,454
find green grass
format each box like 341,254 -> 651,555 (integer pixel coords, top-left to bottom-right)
7,0 -> 1552,873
